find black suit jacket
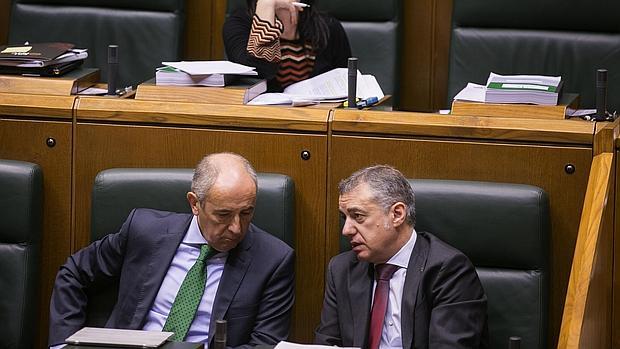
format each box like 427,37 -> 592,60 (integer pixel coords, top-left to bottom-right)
49,208 -> 295,348
315,231 -> 488,349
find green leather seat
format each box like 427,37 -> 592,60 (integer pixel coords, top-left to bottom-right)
8,0 -> 185,88
85,168 -> 295,326
0,159 -> 43,349
340,179 -> 549,349
226,0 -> 401,102
447,0 -> 620,111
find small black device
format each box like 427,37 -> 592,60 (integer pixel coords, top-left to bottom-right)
214,319 -> 227,349
595,68 -> 608,119
508,336 -> 521,349
107,44 -> 118,95
347,57 -> 358,109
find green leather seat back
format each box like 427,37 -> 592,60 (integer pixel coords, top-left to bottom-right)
226,0 -> 401,100
0,159 -> 43,349
86,168 -> 295,326
9,0 -> 185,88
339,179 -> 549,349
447,0 -> 620,111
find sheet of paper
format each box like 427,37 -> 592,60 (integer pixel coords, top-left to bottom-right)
275,340 -> 359,349
283,68 -> 384,100
162,60 -> 257,76
65,327 -> 173,348
453,82 -> 486,102
487,72 -> 561,86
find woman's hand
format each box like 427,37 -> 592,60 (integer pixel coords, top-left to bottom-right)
256,0 -> 302,40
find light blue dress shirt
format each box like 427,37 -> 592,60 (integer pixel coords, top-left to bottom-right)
51,216 -> 226,349
142,215 -> 227,344
374,228 -> 417,349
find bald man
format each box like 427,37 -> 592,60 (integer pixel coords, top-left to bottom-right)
49,153 -> 294,348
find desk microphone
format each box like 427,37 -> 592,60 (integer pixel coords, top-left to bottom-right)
347,57 -> 358,109
214,319 -> 227,349
595,69 -> 608,119
508,336 -> 521,349
107,45 -> 119,96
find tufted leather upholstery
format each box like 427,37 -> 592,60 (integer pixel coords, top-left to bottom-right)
85,168 -> 295,326
447,0 -> 620,111
226,0 -> 401,101
0,159 -> 43,349
8,0 -> 185,88
340,179 -> 549,349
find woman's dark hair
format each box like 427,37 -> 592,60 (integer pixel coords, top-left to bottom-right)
246,0 -> 330,50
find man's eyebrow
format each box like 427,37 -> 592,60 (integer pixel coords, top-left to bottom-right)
345,206 -> 366,214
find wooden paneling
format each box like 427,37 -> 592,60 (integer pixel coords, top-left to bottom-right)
0,118 -> 73,349
211,0 -> 227,59
0,93 -> 75,119
0,0 -> 10,45
400,0 -> 452,112
331,109 -> 596,145
74,98 -> 328,132
184,0 -> 212,60
327,134 -> 593,348
558,153 -> 613,348
612,137 -> 620,348
73,123 -> 328,343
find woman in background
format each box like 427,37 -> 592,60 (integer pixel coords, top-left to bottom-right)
224,0 -> 351,91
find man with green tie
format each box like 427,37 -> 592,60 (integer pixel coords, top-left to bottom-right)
49,153 -> 295,348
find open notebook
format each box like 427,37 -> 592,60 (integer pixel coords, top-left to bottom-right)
65,327 -> 174,348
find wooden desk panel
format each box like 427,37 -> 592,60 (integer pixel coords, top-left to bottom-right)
0,93 -> 75,119
0,118 -> 73,349
73,122 -> 327,343
74,98 -> 328,132
327,134 -> 593,348
616,146 -> 620,349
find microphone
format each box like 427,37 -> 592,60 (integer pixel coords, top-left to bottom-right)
595,68 -> 608,119
347,57 -> 358,109
107,45 -> 119,96
214,319 -> 227,349
508,336 -> 521,349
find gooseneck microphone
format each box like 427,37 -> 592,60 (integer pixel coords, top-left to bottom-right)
347,57 -> 358,109
107,45 -> 119,96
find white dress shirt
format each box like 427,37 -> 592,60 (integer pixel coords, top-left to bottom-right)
142,215 -> 227,344
373,228 -> 417,349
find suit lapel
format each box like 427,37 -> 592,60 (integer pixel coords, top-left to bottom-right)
348,257 -> 373,348
401,233 -> 429,349
129,213 -> 191,328
208,225 -> 255,345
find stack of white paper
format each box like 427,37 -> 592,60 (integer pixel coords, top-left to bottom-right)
248,68 -> 384,106
484,72 -> 562,105
156,60 -> 258,87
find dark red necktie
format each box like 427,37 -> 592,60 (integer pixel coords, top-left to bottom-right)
367,263 -> 399,349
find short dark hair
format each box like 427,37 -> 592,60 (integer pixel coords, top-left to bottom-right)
339,165 -> 416,226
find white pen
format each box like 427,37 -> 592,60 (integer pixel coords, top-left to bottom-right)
292,2 -> 310,8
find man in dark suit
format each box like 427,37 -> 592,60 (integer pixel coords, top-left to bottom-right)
315,165 -> 488,349
49,153 -> 294,348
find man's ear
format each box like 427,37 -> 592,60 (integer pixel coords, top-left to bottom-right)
391,202 -> 407,227
187,192 -> 200,216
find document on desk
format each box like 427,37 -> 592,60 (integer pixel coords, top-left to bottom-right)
248,68 -> 384,106
65,327 -> 173,348
453,82 -> 486,102
161,61 -> 258,76
274,341 -> 359,349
